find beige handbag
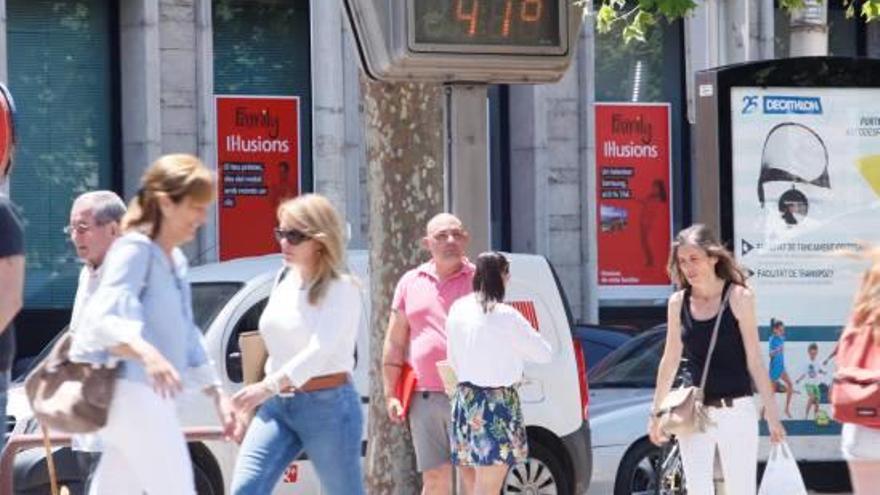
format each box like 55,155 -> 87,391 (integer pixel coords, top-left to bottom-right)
239,330 -> 268,384
656,285 -> 732,437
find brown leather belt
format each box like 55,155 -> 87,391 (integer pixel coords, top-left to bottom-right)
704,396 -> 746,408
281,372 -> 349,394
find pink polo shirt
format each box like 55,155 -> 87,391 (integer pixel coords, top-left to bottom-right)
392,260 -> 475,392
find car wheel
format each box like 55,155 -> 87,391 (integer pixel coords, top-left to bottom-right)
193,458 -> 222,495
613,438 -> 676,495
503,441 -> 570,495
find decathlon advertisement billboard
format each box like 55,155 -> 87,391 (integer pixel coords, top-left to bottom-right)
216,95 -> 301,261
595,102 -> 673,300
732,87 -> 880,426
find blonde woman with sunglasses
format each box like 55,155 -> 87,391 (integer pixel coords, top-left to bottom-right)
230,194 -> 364,495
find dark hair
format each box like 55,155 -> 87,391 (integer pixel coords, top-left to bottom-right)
808,342 -> 818,351
473,251 -> 510,313
667,224 -> 747,290
770,318 -> 784,330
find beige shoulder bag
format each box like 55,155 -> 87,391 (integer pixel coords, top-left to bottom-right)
656,285 -> 732,437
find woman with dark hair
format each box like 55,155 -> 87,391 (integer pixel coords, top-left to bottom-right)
445,251 -> 551,494
648,224 -> 786,495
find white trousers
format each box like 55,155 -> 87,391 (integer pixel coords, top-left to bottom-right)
677,396 -> 759,495
89,380 -> 195,495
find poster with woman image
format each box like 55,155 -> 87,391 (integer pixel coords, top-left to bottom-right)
731,86 -> 880,433
595,103 -> 673,300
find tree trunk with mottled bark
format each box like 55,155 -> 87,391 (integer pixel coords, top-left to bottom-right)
361,77 -> 445,494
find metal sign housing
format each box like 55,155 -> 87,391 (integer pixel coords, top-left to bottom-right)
343,0 -> 582,83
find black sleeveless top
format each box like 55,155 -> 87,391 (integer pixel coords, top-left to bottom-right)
680,283 -> 753,401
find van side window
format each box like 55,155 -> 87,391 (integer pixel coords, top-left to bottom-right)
226,298 -> 268,383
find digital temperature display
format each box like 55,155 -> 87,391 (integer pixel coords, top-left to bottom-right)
411,0 -> 564,53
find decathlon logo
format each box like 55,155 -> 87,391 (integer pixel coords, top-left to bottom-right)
763,96 -> 823,115
741,95 -> 759,114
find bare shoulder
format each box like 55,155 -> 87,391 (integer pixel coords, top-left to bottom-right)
728,284 -> 755,305
668,290 -> 685,311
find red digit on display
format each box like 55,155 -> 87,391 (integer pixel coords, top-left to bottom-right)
520,0 -> 543,22
502,0 -> 514,37
455,0 -> 479,36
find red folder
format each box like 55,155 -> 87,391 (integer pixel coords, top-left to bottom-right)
396,362 -> 418,418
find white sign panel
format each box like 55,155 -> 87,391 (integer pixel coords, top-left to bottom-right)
732,86 -> 880,427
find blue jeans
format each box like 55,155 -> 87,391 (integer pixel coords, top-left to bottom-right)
231,383 -> 364,495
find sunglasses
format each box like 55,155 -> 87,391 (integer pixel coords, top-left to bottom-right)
273,227 -> 311,245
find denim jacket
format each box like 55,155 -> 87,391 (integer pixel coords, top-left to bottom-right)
70,232 -> 219,390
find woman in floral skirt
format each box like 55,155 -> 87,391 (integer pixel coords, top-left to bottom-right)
445,251 -> 552,494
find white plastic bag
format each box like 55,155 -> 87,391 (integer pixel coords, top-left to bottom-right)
758,442 -> 808,495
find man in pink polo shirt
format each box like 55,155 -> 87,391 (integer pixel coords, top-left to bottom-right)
383,213 -> 475,494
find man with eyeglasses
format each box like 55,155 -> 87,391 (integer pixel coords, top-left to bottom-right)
382,213 -> 473,495
64,190 -> 126,490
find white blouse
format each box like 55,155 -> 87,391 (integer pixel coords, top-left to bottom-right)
259,267 -> 362,388
446,294 -> 552,388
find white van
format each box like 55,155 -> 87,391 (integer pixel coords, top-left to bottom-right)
7,251 -> 592,494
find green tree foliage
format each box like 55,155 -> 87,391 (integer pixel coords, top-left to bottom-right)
586,0 -> 880,44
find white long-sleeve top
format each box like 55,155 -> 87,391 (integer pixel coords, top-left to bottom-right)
446,294 -> 552,387
259,267 -> 362,388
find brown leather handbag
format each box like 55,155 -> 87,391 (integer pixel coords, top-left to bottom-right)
24,332 -> 118,433
24,246 -> 152,433
656,285 -> 732,436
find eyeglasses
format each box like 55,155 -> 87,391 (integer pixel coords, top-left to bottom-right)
62,223 -> 92,236
274,227 -> 311,245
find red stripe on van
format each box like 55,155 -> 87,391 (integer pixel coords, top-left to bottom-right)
508,300 -> 539,332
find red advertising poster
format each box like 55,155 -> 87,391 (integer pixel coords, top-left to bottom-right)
595,103 -> 672,297
216,95 -> 300,261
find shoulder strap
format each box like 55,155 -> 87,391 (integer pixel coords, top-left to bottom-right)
698,283 -> 734,395
681,289 -> 694,328
274,267 -> 290,288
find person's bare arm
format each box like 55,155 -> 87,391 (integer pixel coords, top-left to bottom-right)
382,310 -> 410,422
648,291 -> 685,445
731,285 -> 786,443
0,254 -> 24,333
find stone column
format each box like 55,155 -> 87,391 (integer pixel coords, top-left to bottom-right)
311,0 -> 347,216
578,19 -> 598,323
120,0 -> 162,199
195,0 -> 218,262
342,18 -> 368,249
159,0 -> 198,155
509,62 -> 585,319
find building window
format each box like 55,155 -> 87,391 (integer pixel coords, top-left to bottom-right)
213,0 -> 313,189
7,0 -> 118,309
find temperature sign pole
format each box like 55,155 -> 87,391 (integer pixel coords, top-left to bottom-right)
344,0 -> 582,252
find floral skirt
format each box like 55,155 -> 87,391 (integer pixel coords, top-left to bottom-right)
449,382 -> 528,466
